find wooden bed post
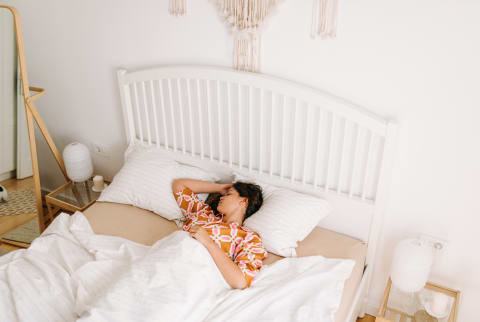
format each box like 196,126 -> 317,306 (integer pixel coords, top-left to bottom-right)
1,6 -> 69,232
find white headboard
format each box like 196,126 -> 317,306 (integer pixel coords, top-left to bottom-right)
117,65 -> 397,269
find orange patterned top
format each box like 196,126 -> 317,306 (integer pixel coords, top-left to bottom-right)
174,188 -> 267,287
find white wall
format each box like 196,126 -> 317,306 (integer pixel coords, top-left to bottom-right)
2,0 -> 479,319
0,8 -> 16,180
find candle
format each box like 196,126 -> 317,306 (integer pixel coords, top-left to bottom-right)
93,175 -> 105,191
430,292 -> 449,316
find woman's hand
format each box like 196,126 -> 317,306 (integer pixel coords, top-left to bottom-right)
188,225 -> 212,246
218,183 -> 232,195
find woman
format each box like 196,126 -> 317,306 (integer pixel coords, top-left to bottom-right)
172,178 -> 266,289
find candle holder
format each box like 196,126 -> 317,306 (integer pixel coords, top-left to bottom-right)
92,175 -> 108,192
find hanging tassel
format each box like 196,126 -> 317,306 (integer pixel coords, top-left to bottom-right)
169,0 -> 187,16
311,0 -> 339,39
234,32 -> 261,72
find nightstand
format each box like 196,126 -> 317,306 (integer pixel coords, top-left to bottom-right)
44,178 -> 109,229
376,278 -> 460,322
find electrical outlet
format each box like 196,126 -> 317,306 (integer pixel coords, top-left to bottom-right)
91,142 -> 109,157
419,234 -> 448,251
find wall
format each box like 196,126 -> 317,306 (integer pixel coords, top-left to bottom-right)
0,8 -> 16,180
1,0 -> 478,319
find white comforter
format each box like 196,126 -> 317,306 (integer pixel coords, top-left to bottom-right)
0,212 -> 354,322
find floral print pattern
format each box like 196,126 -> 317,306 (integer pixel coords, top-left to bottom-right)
174,188 -> 267,286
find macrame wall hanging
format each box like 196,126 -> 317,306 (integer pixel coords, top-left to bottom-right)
169,0 -> 187,16
167,1 -> 340,71
311,0 -> 339,39
213,0 -> 282,72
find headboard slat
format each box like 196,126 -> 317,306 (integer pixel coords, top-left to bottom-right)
337,119 -> 350,194
227,83 -> 233,167
248,85 -> 253,172
280,95 -> 287,180
205,80 -> 213,161
140,82 -> 152,146
269,93 -> 275,176
238,84 -> 243,169
325,113 -> 338,192
148,80 -> 160,148
301,104 -> 311,184
176,79 -> 186,154
259,89 -> 264,175
216,81 -> 223,164
186,79 -> 194,155
132,83 -> 144,144
362,132 -> 375,200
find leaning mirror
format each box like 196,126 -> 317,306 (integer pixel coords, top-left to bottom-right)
0,6 -> 68,252
0,6 -> 40,250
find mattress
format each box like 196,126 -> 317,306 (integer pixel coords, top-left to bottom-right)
84,201 -> 367,322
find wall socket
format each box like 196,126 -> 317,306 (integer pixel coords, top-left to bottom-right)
91,142 -> 109,158
419,234 -> 448,251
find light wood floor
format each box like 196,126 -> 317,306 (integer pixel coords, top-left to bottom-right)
0,176 -> 36,252
357,315 -> 375,322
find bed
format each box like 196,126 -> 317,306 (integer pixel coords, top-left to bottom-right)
112,65 -> 397,321
84,201 -> 367,322
1,65 -> 396,322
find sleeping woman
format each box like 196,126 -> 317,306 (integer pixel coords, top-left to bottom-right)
172,179 -> 267,289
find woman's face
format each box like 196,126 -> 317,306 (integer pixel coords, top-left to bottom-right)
217,187 -> 246,218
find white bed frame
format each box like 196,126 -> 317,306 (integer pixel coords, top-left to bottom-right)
117,65 -> 397,321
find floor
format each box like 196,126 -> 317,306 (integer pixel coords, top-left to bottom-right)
0,176 -> 36,252
357,315 -> 375,322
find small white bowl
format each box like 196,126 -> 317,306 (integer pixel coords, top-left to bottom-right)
92,183 -> 108,193
425,301 -> 450,319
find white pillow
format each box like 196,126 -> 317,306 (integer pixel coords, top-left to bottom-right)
234,172 -> 332,257
98,143 -> 219,220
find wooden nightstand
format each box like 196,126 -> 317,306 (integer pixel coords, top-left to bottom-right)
376,278 -> 460,322
44,178 -> 109,229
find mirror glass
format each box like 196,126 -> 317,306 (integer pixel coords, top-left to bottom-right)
0,7 -> 40,252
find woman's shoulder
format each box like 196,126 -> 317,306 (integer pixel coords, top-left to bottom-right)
239,226 -> 262,240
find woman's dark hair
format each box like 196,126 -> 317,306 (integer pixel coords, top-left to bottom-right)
205,193 -> 222,215
233,182 -> 263,220
206,182 -> 263,220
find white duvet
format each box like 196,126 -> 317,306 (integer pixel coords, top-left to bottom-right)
0,212 -> 354,322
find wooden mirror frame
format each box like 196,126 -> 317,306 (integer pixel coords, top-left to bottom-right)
0,6 -> 69,232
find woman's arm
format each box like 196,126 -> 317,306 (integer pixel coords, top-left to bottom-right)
189,225 -> 248,289
172,178 -> 231,195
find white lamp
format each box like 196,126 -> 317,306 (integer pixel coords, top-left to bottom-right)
63,142 -> 93,182
391,238 -> 434,293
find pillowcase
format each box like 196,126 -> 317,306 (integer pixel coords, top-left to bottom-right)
234,172 -> 332,257
98,143 -> 219,221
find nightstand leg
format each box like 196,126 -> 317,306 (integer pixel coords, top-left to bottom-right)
46,201 -> 55,226
71,184 -> 84,205
84,181 -> 92,200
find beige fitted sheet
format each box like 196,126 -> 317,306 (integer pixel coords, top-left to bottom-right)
84,201 -> 367,322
